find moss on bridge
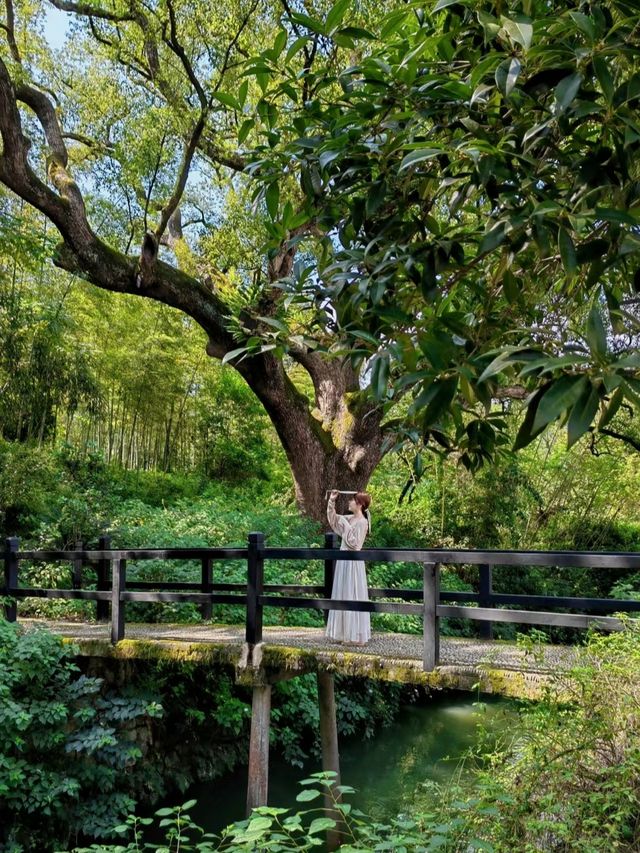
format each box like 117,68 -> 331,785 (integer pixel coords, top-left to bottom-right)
63,636 -> 556,700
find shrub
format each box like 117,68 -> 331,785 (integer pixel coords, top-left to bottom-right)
0,620 -> 162,852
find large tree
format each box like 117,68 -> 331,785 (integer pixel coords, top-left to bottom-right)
1,0 -> 639,522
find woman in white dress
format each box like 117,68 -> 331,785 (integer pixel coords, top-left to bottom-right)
325,490 -> 372,645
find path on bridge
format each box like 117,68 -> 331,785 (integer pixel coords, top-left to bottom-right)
22,619 -> 576,677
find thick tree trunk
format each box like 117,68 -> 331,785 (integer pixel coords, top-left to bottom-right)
209,343 -> 385,524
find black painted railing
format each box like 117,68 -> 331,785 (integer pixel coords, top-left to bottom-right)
3,533 -> 640,671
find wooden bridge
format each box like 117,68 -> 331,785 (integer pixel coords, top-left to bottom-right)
4,533 -> 640,832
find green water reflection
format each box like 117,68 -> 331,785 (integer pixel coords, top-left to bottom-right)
179,693 -> 516,835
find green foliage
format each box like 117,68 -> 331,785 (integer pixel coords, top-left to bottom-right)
243,0 -> 640,466
0,620 -> 162,852
65,626 -> 640,852
458,622 -> 640,850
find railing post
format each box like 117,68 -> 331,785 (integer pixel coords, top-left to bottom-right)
423,561 -> 440,672
96,536 -> 111,622
201,556 -> 213,621
111,557 -> 126,643
246,533 -> 264,645
4,537 -> 19,622
479,563 -> 493,640
323,532 -> 339,625
72,539 -> 83,590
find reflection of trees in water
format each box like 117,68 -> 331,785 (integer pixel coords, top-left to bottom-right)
340,698 -> 517,819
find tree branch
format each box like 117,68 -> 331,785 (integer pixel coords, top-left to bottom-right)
155,114 -> 206,242
595,427 -> 640,453
2,0 -> 20,62
47,0 -> 136,23
198,135 -> 246,171
15,81 -> 89,230
163,0 -> 206,108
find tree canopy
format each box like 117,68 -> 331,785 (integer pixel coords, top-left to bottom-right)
238,0 -> 640,469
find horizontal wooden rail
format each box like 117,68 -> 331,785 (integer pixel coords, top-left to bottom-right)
12,589 -> 112,601
260,595 -> 424,615
121,592 -> 247,605
264,547 -> 640,569
437,605 -> 624,630
17,548 -> 247,561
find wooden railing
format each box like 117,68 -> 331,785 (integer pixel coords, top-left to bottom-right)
3,533 -> 640,671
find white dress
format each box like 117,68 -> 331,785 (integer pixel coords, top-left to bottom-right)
325,497 -> 371,644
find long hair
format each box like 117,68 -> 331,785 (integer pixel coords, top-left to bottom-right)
355,492 -> 372,534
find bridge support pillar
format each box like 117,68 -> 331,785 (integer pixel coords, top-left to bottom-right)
317,671 -> 342,851
246,683 -> 271,816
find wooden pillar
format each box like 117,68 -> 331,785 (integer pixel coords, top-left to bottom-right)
317,671 -> 342,851
71,539 -> 83,590
200,556 -> 213,621
111,558 -> 126,643
4,537 -> 19,622
246,533 -> 264,645
323,533 -> 339,625
96,535 -> 111,622
479,563 -> 493,640
246,684 -> 271,816
423,561 -> 440,672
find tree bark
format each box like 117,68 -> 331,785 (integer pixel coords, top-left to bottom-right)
228,348 -> 384,522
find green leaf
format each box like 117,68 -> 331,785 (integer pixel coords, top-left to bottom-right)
569,11 -> 595,40
532,375 -> 589,433
238,119 -> 254,144
369,354 -> 390,399
419,378 -> 458,426
567,382 -> 599,448
221,347 -> 249,365
433,0 -> 469,10
575,238 -> 608,265
476,349 -> 518,383
513,386 -> 549,450
366,180 -> 387,215
398,148 -> 442,171
308,817 -> 337,834
238,80 -> 249,108
554,73 -> 583,112
593,55 -> 614,104
334,26 -> 376,39
495,57 -> 521,96
326,0 -> 351,33
289,11 -> 326,35
598,386 -> 623,430
585,303 -> 607,358
595,207 -> 639,226
212,91 -> 241,110
319,148 -> 342,169
500,16 -> 533,50
558,227 -> 577,275
479,221 -> 508,254
285,35 -> 309,63
296,788 -> 322,802
273,29 -> 287,57
265,183 -> 279,219
181,799 -> 197,811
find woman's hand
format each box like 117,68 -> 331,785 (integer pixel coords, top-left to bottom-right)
329,490 -> 339,500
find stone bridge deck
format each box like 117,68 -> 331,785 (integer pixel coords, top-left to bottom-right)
22,620 -> 577,699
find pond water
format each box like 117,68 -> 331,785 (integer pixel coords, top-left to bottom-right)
170,693 -> 517,836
